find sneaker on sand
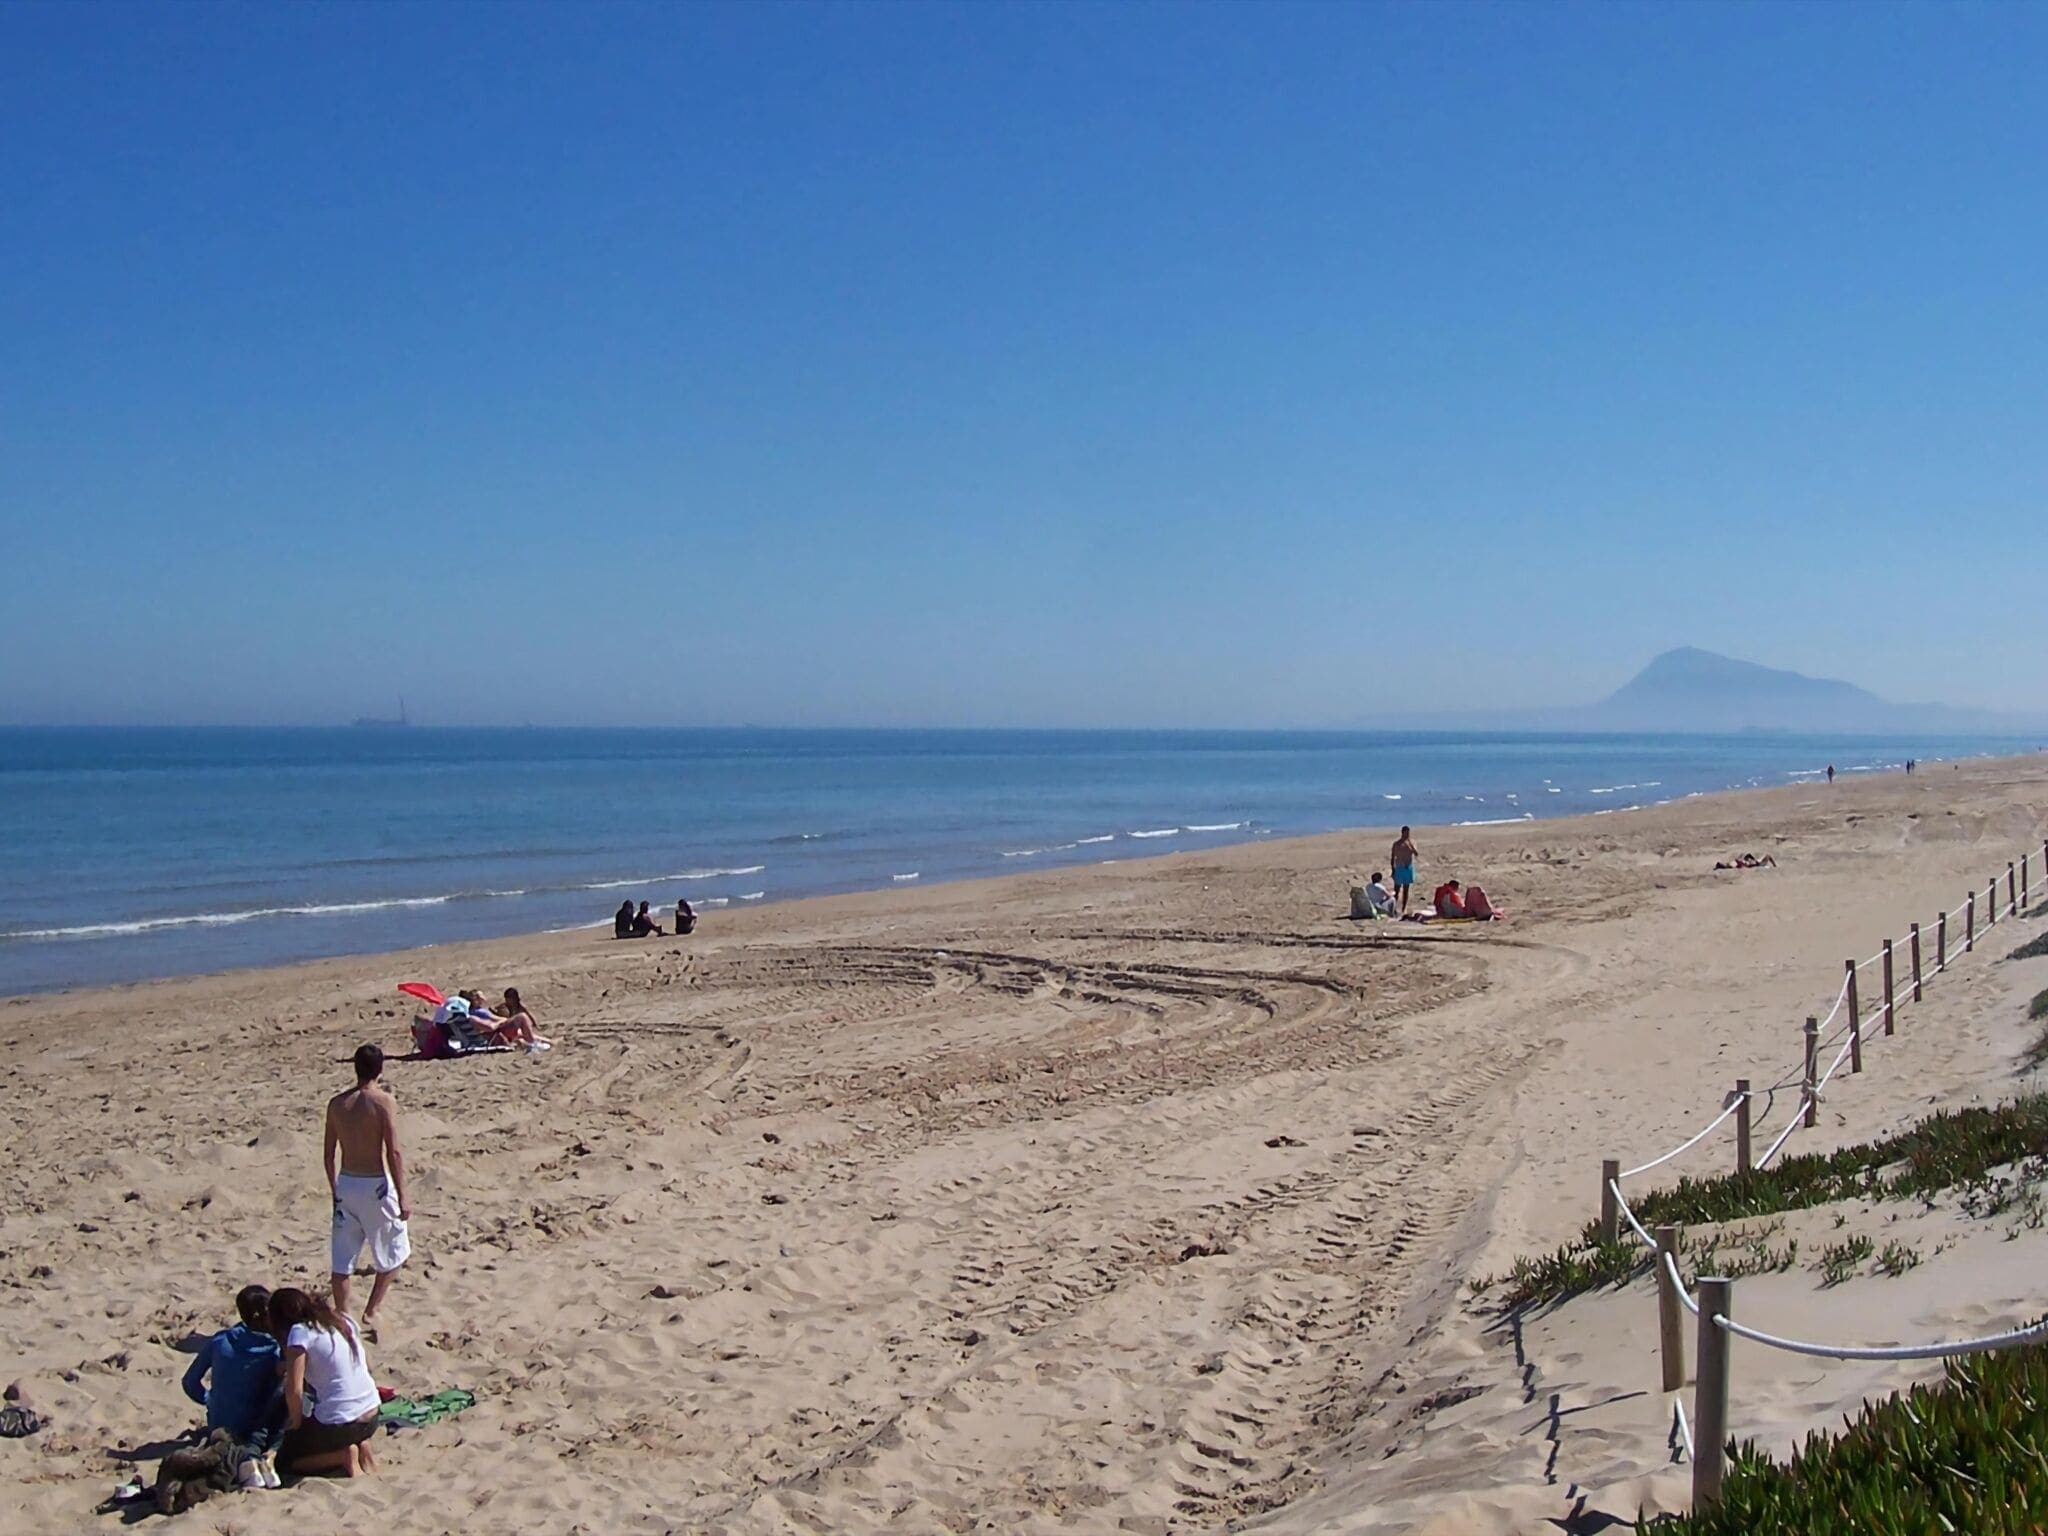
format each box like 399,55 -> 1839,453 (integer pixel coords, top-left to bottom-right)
236,1458 -> 265,1490
258,1455 -> 281,1489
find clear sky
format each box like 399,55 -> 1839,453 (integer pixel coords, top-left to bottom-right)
4,1 -> 2045,727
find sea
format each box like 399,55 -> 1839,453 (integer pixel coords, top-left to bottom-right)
0,727 -> 2034,997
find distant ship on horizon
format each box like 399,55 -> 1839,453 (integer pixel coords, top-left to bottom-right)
351,697 -> 411,729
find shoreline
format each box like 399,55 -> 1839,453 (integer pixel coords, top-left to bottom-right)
6,746 -> 2037,1009
5,730 -> 2036,1000
4,752 -> 2046,1533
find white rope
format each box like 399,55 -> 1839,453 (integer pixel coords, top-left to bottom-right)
1814,1025 -> 1860,1093
1714,1311 -> 2048,1362
1671,1393 -> 1695,1460
1619,1094 -> 1744,1181
1662,1247 -> 1700,1316
1757,1112 -> 1803,1169
1610,1179 -> 1658,1250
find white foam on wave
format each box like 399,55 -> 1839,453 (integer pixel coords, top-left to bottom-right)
579,865 -> 765,891
892,872 -> 920,882
1382,793 -> 1403,800
737,891 -> 765,901
1456,814 -> 1535,826
1075,834 -> 1115,845
1546,787 -> 1562,794
1,888 -> 534,942
1129,828 -> 1180,839
1185,822 -> 1246,832
1002,841 -> 1082,858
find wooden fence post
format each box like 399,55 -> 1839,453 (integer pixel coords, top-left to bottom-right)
1693,1277 -> 1734,1507
1803,1016 -> 1818,1127
1599,1158 -> 1620,1245
1657,1224 -> 1686,1393
1910,923 -> 1923,1002
1968,893 -> 1976,953
1846,960 -> 1862,1074
1882,940 -> 1895,1037
2010,862 -> 2018,916
2025,855 -> 2031,911
1734,1079 -> 1752,1173
1989,877 -> 1999,927
1938,910 -> 1948,972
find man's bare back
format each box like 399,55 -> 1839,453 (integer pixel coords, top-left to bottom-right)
326,1085 -> 399,1180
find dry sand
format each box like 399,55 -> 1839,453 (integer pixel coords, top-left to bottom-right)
3,754 -> 2046,1533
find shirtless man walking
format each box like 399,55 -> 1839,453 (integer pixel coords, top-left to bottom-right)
324,1044 -> 411,1338
1390,825 -> 1419,914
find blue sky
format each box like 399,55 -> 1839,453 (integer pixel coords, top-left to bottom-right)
4,1 -> 2046,726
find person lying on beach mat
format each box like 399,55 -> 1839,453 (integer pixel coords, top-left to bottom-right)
1714,853 -> 1778,870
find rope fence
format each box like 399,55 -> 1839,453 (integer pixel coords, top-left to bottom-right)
1585,836 -> 2048,1509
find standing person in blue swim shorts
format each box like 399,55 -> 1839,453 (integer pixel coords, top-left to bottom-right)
1390,826 -> 1418,914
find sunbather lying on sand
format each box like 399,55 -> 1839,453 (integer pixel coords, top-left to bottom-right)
1714,853 -> 1778,870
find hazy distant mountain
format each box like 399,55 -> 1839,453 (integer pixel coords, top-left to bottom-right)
1367,647 -> 2041,735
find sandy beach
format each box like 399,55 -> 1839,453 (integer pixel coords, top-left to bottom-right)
4,753 -> 2046,1534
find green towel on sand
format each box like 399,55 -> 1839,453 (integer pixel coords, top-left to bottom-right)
379,1388 -> 478,1431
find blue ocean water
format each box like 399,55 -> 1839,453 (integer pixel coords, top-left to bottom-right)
0,727 -> 2030,996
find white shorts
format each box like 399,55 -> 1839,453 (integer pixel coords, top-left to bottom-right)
331,1172 -> 411,1276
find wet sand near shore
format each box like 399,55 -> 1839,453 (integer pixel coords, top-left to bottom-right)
3,753 -> 2045,1533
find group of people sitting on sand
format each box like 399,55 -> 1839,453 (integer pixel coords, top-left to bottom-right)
176,1280 -> 385,1490
1354,871 -> 1501,921
613,897 -> 696,939
414,988 -> 551,1056
1714,852 -> 1778,871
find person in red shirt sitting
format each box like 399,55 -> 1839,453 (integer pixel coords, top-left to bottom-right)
1432,880 -> 1467,918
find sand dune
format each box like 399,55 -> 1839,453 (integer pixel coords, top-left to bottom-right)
2,754 -> 2045,1532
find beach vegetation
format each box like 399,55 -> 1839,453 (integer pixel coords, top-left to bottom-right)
2008,929 -> 2048,962
1636,1343 -> 2048,1534
1813,1234 -> 1871,1287
1484,1095 -> 2048,1309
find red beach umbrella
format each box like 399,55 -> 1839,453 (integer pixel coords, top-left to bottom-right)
397,981 -> 445,1007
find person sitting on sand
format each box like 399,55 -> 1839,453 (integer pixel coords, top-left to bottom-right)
491,986 -> 551,1053
1462,884 -> 1501,920
1714,853 -> 1778,871
271,1288 -> 381,1479
181,1284 -> 285,1482
1432,880 -> 1468,918
632,900 -> 662,937
614,900 -> 636,939
430,994 -> 491,1051
1362,872 -> 1398,918
675,897 -> 696,935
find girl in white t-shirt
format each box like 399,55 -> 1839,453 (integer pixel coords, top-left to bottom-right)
271,1288 -> 381,1477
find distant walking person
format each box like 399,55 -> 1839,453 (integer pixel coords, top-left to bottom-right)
324,1044 -> 411,1338
1826,764 -> 1835,785
1391,826 -> 1419,914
